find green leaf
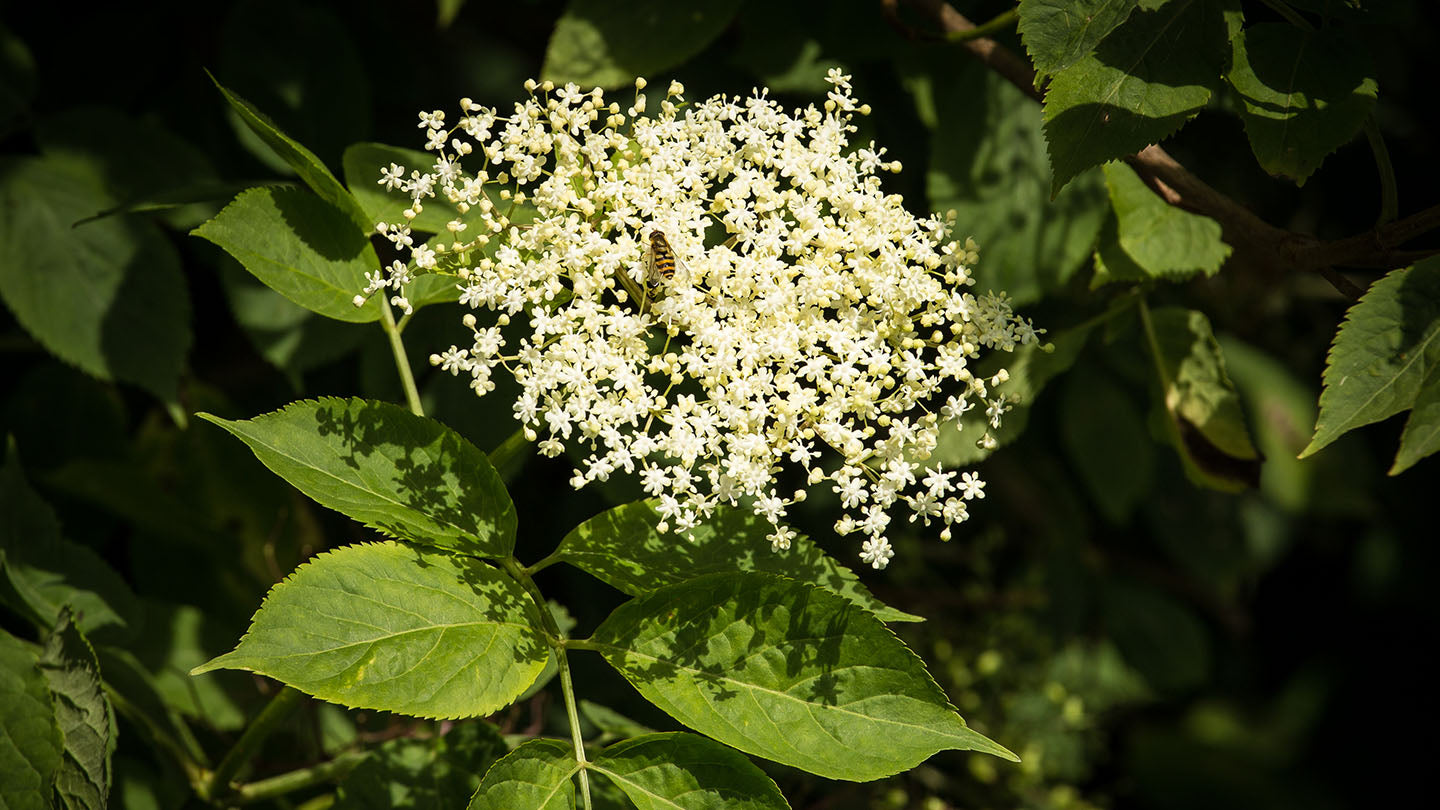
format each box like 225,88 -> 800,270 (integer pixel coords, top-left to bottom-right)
343,143 -> 455,235
1146,307 -> 1261,491
1394,371 -> 1440,475
0,629 -> 63,810
334,720 -> 508,810
0,156 -> 191,401
208,74 -> 371,231
1225,23 -> 1377,184
590,572 -> 1015,781
542,0 -> 745,89
192,186 -> 382,323
198,397 -> 515,556
39,610 -> 114,810
1301,258 -> 1440,472
556,500 -> 921,623
0,451 -> 141,642
1090,212 -> 1148,288
193,541 -> 547,719
1104,162 -> 1230,279
1018,0 -> 1142,76
468,738 -> 577,810
593,732 -> 788,810
1059,371 -> 1155,523
1042,0 -> 1236,193
925,61 -> 1108,306
580,700 -> 656,741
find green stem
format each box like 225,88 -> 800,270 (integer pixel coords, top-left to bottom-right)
946,6 -> 1018,43
104,683 -> 208,788
1134,297 -> 1174,408
380,298 -> 424,417
1363,118 -> 1399,225
228,751 -> 370,805
499,556 -> 593,810
488,426 -> 533,480
203,686 -> 307,802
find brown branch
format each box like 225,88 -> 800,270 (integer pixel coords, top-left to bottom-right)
902,0 -> 1440,286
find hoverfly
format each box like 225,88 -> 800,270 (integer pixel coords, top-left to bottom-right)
616,229 -> 686,317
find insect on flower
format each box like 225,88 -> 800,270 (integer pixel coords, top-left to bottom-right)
616,229 -> 686,317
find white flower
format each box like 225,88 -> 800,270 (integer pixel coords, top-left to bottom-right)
364,77 -> 1036,567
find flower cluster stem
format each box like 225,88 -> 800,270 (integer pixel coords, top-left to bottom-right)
499,556 -> 593,810
381,298 -> 424,417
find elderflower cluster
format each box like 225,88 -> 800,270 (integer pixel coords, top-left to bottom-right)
361,70 -> 1038,569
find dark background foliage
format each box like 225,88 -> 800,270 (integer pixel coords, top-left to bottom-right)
2,1 -> 1437,808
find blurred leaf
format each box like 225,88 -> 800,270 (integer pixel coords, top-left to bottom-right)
437,0 -> 467,28
194,542 -> 547,720
926,61 -> 1108,305
592,572 -> 1015,781
1043,0 -> 1238,193
124,601 -> 246,730
209,75 -> 372,231
1146,307 -> 1260,491
1218,337 -> 1333,513
94,645 -> 212,768
1284,0 -> 1407,20
39,610 -> 114,810
36,106 -> 221,230
1104,162 -> 1230,279
193,185 -> 382,323
468,738 -> 577,810
0,450 -> 142,643
199,397 -> 516,557
1018,0 -> 1142,76
76,181 -> 253,230
4,365 -> 128,475
556,499 -> 922,622
1226,24 -> 1376,184
733,22 -> 838,95
1059,370 -> 1155,523
543,0 -> 745,88
45,458 -> 215,547
0,156 -> 191,402
0,629 -> 63,810
217,260 -> 369,380
1102,579 -> 1210,693
217,0 -> 371,177
333,720 -> 508,810
343,143 -> 455,235
0,22 -> 37,125
593,732 -> 788,810
1301,259 -> 1440,473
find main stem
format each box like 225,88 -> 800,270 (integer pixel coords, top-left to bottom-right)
499,556 -> 593,810
381,298 -> 424,417
202,686 -> 307,802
